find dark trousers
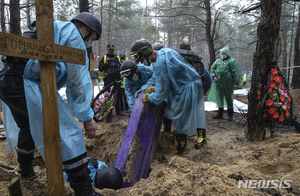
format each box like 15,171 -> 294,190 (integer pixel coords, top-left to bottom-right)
0,75 -> 34,164
120,88 -> 128,111
0,75 -> 88,181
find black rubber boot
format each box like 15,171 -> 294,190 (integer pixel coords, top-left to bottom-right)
175,133 -> 187,155
161,118 -> 172,134
212,108 -> 224,119
70,178 -> 102,196
228,108 -> 233,121
194,129 -> 206,149
18,161 -> 36,179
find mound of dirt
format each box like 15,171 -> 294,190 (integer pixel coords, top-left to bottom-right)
0,89 -> 300,195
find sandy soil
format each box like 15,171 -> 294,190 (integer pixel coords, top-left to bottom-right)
0,89 -> 300,196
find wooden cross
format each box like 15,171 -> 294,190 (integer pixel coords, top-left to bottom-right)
0,1 -> 86,195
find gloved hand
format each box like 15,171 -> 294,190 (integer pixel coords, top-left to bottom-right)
146,86 -> 156,94
135,89 -> 142,98
142,94 -> 150,103
84,119 -> 97,139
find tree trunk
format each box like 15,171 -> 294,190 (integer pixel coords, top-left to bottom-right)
0,0 -> 5,32
127,29 -> 131,58
79,0 -> 89,12
9,0 -> 21,35
246,0 -> 282,141
107,0 -> 112,43
114,0 -> 117,45
98,0 -> 103,56
281,4 -> 288,78
204,0 -> 216,68
26,0 -> 31,26
274,34 -> 281,60
292,5 -> 300,89
167,0 -> 172,46
281,31 -> 287,77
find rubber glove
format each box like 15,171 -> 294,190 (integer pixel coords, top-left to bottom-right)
146,86 -> 156,94
135,89 -> 142,98
142,94 -> 150,103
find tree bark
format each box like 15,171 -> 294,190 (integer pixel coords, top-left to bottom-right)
167,0 -> 172,46
98,0 -> 103,56
204,0 -> 216,68
107,0 -> 112,43
9,0 -> 21,35
0,0 -> 5,32
292,5 -> 300,89
79,0 -> 89,12
246,0 -> 282,141
26,0 -> 31,27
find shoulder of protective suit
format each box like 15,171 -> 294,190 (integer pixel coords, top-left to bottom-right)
226,57 -> 237,64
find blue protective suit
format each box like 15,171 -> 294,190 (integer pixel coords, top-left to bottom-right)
124,64 -> 153,111
2,102 -> 19,152
22,21 -> 93,162
141,66 -> 155,90
149,48 -> 206,135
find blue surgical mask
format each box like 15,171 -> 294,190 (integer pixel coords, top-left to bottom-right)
85,40 -> 92,48
132,74 -> 139,81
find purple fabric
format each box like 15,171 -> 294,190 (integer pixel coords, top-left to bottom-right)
113,90 -> 166,188
113,91 -> 145,173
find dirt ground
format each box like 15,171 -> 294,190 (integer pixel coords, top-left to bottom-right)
0,89 -> 300,196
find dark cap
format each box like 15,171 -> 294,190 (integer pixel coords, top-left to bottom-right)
107,44 -> 115,49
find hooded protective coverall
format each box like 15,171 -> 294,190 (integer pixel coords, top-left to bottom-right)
124,64 -> 153,111
208,45 -> 241,109
148,48 -> 206,135
0,21 -> 94,182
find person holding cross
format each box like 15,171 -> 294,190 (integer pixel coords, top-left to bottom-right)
0,12 -> 103,196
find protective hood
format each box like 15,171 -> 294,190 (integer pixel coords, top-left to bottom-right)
219,45 -> 231,58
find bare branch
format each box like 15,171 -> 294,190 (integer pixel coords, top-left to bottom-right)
215,40 -> 231,52
20,4 -> 35,9
211,0 -> 223,9
0,2 -> 9,6
159,6 -> 203,11
149,14 -> 206,25
239,20 -> 260,28
240,2 -> 261,14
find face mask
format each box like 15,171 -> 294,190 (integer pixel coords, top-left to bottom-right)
85,39 -> 92,48
132,74 -> 139,81
221,54 -> 227,59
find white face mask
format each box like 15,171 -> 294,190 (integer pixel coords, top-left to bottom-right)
132,74 -> 139,81
85,39 -> 92,48
221,54 -> 227,59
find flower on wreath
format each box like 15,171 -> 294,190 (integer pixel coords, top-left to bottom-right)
279,114 -> 284,122
264,67 -> 291,122
270,68 -> 278,75
93,86 -> 115,121
266,98 -> 274,107
268,107 -> 276,115
273,111 -> 279,119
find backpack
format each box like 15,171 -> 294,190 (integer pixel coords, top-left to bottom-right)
168,47 -> 205,76
168,47 -> 211,94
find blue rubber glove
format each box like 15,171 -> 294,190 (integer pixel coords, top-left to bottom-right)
135,89 -> 142,98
